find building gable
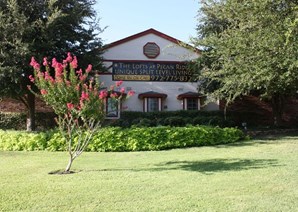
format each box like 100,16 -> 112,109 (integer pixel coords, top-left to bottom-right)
103,28 -> 199,62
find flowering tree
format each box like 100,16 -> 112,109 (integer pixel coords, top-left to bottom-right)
29,53 -> 134,173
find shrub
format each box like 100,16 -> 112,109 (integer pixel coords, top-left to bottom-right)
0,112 -> 26,130
0,130 -> 48,151
88,126 -> 245,151
136,118 -> 153,127
0,112 -> 57,130
113,110 -> 233,128
0,126 -> 245,152
163,116 -> 186,127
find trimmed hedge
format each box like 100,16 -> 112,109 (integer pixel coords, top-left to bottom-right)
0,112 -> 27,130
0,111 -> 232,130
107,110 -> 236,128
0,126 -> 245,152
0,112 -> 57,130
1,110 -> 271,130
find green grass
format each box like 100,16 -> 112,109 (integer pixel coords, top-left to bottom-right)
1,136 -> 298,211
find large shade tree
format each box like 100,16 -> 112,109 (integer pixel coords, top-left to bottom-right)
193,0 -> 298,126
0,0 -> 104,131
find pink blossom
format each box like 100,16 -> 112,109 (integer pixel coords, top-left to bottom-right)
30,57 -> 40,69
116,80 -> 123,87
28,75 -> 35,82
44,72 -> 51,80
66,80 -> 71,87
110,85 -> 115,91
70,56 -> 78,69
40,89 -> 48,95
98,90 -> 108,99
80,91 -> 89,101
75,85 -> 80,91
76,69 -> 83,76
67,103 -> 74,110
110,93 -> 118,98
128,90 -> 135,97
27,85 -> 31,90
79,100 -> 84,108
66,52 -> 72,63
37,71 -> 44,78
29,57 -> 36,66
55,63 -> 64,78
79,75 -> 86,81
43,57 -> 48,66
52,58 -> 58,68
120,87 -> 125,93
86,64 -> 92,73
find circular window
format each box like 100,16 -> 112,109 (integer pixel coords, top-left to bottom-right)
143,42 -> 160,58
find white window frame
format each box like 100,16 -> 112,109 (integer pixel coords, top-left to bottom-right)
183,98 -> 200,110
144,97 -> 162,112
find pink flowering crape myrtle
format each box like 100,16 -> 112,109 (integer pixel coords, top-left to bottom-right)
28,53 -> 134,173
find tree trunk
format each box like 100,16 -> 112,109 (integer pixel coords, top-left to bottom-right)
26,92 -> 36,131
271,94 -> 284,127
65,156 -> 74,173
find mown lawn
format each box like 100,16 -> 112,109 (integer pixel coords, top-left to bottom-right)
1,136 -> 298,211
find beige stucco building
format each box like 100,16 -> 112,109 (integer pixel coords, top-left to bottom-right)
99,28 -> 219,118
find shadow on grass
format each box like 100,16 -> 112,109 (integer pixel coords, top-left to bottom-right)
253,134 -> 298,141
215,134 -> 298,149
156,158 -> 280,174
248,129 -> 298,141
87,158 -> 281,175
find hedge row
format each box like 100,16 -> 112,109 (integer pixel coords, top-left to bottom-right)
0,111 -> 233,130
107,110 -> 237,128
0,110 -> 272,130
0,126 -> 245,152
0,112 -> 57,130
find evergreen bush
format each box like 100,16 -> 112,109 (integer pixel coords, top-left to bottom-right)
0,126 -> 246,152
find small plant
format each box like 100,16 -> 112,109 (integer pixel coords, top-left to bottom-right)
29,53 -> 134,173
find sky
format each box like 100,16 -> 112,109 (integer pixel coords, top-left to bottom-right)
95,0 -> 200,45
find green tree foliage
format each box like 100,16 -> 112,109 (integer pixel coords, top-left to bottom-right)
0,0 -> 104,131
193,0 -> 298,125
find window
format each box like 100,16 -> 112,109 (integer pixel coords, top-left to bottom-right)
147,98 -> 159,112
177,92 -> 201,111
143,42 -> 160,58
106,97 -> 119,118
186,98 -> 198,110
138,91 -> 167,112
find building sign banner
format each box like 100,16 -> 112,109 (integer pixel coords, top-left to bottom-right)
112,62 -> 193,82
